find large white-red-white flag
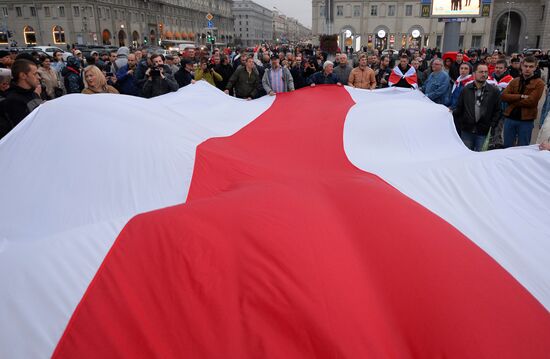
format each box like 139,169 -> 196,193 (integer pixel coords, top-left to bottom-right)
1,83 -> 549,358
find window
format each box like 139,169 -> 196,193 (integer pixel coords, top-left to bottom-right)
388,5 -> 395,16
98,7 -> 102,18
1,8 -> 7,17
141,13 -> 144,21
458,35 -> 464,49
353,5 -> 361,17
59,6 -> 65,17
337,5 -> 343,16
405,4 -> 413,16
16,7 -> 22,17
371,5 -> 377,16
541,5 -> 545,20
24,26 -> 36,44
73,6 -> 80,17
52,25 -> 66,43
30,7 -> 36,16
471,35 -> 481,48
114,9 -> 117,19
44,6 -> 50,16
106,8 -> 110,18
320,5 -> 325,16
436,35 -> 442,48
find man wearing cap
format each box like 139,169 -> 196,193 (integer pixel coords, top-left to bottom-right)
0,50 -> 13,69
73,49 -> 86,66
165,55 -> 179,75
262,54 -> 294,96
307,61 -> 341,86
175,58 -> 196,88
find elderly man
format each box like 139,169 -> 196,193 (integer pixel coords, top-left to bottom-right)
307,61 -> 342,86
333,53 -> 352,86
262,54 -> 294,95
422,58 -> 451,105
348,54 -> 376,89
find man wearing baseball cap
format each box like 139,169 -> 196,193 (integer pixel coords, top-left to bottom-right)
175,58 -> 196,88
262,54 -> 294,96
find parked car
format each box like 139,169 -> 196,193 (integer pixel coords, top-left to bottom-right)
30,46 -> 72,61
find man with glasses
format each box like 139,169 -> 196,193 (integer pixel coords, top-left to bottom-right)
453,63 -> 501,151
501,56 -> 545,147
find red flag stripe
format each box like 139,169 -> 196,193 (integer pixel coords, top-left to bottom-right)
53,85 -> 550,358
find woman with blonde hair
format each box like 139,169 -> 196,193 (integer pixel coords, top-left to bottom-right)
82,65 -> 119,94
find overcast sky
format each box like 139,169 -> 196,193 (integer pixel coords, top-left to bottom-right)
253,0 -> 312,28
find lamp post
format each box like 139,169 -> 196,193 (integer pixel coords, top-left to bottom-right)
504,1 -> 514,54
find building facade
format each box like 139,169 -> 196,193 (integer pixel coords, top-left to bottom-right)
232,0 -> 273,47
0,0 -> 234,48
312,0 -> 550,53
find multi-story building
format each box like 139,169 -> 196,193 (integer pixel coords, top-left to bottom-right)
0,0 -> 234,48
272,10 -> 286,42
312,0 -> 550,53
232,0 -> 273,47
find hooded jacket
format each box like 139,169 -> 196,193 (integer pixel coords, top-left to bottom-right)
62,56 -> 84,94
115,47 -> 129,72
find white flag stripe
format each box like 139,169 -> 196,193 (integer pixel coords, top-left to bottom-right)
0,83 -> 274,358
344,86 -> 550,310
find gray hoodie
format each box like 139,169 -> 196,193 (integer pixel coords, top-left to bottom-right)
115,47 -> 129,71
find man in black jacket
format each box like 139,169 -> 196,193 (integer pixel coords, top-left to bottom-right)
449,52 -> 465,81
141,54 -> 179,98
214,55 -> 234,92
174,59 -> 195,88
0,59 -> 43,139
453,63 -> 501,151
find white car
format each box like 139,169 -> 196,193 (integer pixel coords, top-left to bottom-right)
30,46 -> 72,61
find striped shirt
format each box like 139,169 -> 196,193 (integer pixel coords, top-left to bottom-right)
269,67 -> 285,93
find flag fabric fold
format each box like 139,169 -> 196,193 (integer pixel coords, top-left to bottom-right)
1,83 -> 549,358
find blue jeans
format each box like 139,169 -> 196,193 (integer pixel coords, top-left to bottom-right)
503,117 -> 534,147
461,131 -> 486,151
540,89 -> 550,127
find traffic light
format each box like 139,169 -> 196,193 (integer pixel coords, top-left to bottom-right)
143,36 -> 148,44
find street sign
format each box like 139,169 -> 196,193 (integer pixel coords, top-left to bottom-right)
206,13 -> 213,21
207,20 -> 213,28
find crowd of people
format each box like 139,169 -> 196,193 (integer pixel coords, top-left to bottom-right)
0,44 -> 549,151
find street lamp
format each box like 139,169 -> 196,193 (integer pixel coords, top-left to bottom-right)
504,1 -> 514,54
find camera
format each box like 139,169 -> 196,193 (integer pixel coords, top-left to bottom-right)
150,66 -> 161,77
207,62 -> 214,70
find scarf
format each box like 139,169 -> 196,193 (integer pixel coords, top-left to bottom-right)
388,65 -> 418,89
